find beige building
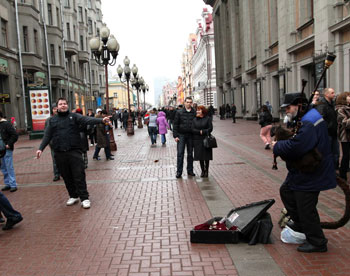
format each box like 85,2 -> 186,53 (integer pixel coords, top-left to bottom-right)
204,0 -> 350,119
181,34 -> 197,102
0,0 -> 108,130
108,80 -> 135,110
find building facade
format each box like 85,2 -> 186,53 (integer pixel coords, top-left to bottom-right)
108,80 -> 134,110
0,0 -> 107,131
204,0 -> 350,119
161,81 -> 177,107
192,8 -> 217,107
181,34 -> 196,103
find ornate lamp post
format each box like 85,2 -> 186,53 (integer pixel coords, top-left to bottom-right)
141,84 -> 149,111
131,71 -> 144,128
117,56 -> 134,136
89,26 -> 119,150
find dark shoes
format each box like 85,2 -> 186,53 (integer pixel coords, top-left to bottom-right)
53,176 -> 60,182
297,242 -> 327,253
200,171 -> 208,178
93,157 -> 101,161
2,216 -> 23,231
265,144 -> 271,150
1,186 -> 11,191
10,187 -> 17,193
188,172 -> 196,177
107,157 -> 114,160
176,173 -> 182,179
200,171 -> 205,177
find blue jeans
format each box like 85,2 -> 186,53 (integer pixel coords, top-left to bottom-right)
161,134 -> 166,144
148,127 -> 157,144
1,150 -> 17,188
0,192 -> 22,220
177,134 -> 194,174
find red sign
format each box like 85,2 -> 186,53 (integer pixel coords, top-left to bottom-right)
29,89 -> 50,131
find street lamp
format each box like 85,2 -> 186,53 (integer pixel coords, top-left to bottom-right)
131,71 -> 144,128
141,83 -> 149,111
89,26 -> 120,151
117,56 -> 134,136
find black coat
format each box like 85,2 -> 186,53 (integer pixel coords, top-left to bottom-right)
258,111 -> 272,128
173,107 -> 196,138
39,111 -> 103,152
192,116 -> 213,161
316,97 -> 338,137
0,120 -> 18,151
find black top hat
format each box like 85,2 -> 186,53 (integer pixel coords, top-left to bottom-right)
281,92 -> 308,108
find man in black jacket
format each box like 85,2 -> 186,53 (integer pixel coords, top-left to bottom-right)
0,111 -> 19,192
36,98 -> 110,209
168,106 -> 176,131
173,97 -> 196,178
315,88 -> 339,168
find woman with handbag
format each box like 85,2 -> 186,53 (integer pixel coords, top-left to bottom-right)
192,105 -> 213,177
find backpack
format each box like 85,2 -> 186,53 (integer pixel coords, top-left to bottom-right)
0,132 -> 6,158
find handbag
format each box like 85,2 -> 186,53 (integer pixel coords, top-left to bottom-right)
203,134 -> 217,149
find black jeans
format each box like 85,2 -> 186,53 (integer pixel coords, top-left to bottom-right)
177,134 -> 194,174
55,150 -> 89,201
340,142 -> 350,180
232,114 -> 236,123
280,182 -> 327,247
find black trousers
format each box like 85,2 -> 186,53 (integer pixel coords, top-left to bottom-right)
177,134 -> 194,174
55,150 -> 89,201
340,142 -> 350,180
280,182 -> 327,247
232,114 -> 236,123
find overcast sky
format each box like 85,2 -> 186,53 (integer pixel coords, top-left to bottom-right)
101,0 -> 211,104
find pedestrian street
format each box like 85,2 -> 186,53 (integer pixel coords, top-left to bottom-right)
0,118 -> 349,276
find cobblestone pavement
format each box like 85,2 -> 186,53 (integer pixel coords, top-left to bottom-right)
0,118 -> 349,276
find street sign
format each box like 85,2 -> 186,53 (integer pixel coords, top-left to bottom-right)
0,94 -> 10,104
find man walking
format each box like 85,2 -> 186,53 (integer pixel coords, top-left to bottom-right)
316,88 -> 339,168
231,104 -> 237,123
173,97 -> 196,178
36,98 -> 110,209
0,111 -> 19,192
273,92 -> 336,253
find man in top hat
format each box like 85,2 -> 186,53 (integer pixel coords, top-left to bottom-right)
272,92 -> 336,253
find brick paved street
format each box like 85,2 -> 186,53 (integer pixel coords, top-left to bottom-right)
0,118 -> 350,276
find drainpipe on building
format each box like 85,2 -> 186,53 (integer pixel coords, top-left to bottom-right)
40,0 -> 53,101
14,0 -> 28,129
88,59 -> 93,109
59,0 -> 67,98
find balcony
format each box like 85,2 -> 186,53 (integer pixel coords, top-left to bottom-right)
65,41 -> 78,56
50,65 -> 65,80
22,53 -> 43,71
78,51 -> 90,63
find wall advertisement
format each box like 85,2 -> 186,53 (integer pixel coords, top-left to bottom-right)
29,88 -> 50,131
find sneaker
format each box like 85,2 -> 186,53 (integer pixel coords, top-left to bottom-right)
10,187 -> 17,193
81,199 -> 91,209
2,216 -> 23,230
107,157 -> 114,160
66,198 -> 79,206
1,186 -> 10,191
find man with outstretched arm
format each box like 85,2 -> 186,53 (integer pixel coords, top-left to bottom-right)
36,98 -> 110,209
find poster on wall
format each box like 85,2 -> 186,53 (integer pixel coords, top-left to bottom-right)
29,88 -> 50,131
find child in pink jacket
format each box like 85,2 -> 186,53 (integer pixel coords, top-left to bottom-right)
156,111 -> 170,145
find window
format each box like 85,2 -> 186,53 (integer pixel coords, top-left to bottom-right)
64,0 -> 70,8
58,46 -> 62,65
85,9 -> 88,26
298,0 -> 313,26
73,61 -> 76,77
47,4 -> 53,25
56,7 -> 60,27
78,7 -> 83,22
80,35 -> 84,51
268,0 -> 278,45
92,70 -> 95,83
23,26 -> 29,52
88,0 -> 92,8
94,22 -> 96,36
99,75 -> 102,86
88,19 -> 92,34
1,19 -> 8,48
50,44 -> 55,64
66,23 -> 71,40
73,25 -> 76,41
33,29 -> 38,54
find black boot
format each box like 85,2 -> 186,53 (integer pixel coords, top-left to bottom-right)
200,161 -> 205,177
204,161 -> 209,178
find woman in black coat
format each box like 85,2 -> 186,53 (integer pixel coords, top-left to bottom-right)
192,105 -> 213,177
